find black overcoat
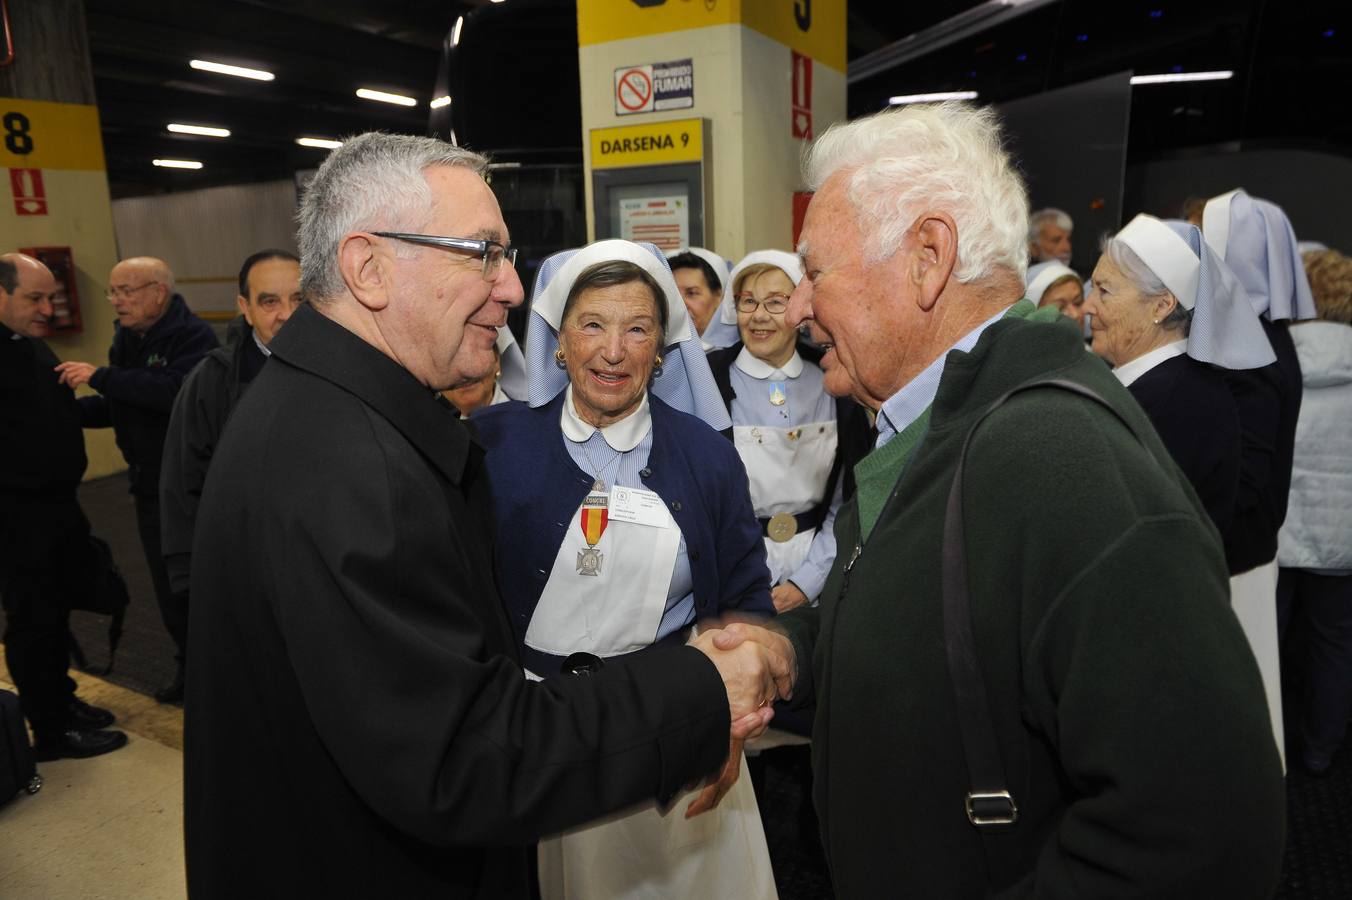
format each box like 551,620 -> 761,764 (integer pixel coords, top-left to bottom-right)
184,305 -> 730,899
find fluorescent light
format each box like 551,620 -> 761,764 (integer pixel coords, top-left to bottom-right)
888,90 -> 979,105
1130,70 -> 1234,85
153,159 -> 203,169
167,123 -> 230,138
452,15 -> 464,46
356,88 -> 417,107
296,137 -> 342,150
189,59 -> 274,81
430,95 -> 452,110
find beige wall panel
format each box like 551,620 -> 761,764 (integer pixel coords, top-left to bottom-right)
112,180 -> 300,315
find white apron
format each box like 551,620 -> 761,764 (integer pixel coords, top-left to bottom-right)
529,489 -> 778,900
734,421 -> 838,584
1229,560 -> 1286,772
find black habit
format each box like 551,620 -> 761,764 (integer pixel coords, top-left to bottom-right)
1128,353 -> 1241,544
1222,318 -> 1303,573
184,304 -> 731,899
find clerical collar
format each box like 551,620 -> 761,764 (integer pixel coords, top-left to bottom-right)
733,345 -> 803,380
253,330 -> 272,358
561,384 -> 652,452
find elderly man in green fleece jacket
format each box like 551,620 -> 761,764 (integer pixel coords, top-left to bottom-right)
714,103 -> 1286,898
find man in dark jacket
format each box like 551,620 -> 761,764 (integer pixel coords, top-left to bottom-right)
55,257 -> 217,703
184,132 -> 790,899
0,252 -> 126,760
157,250 -> 300,703
714,103 -> 1286,897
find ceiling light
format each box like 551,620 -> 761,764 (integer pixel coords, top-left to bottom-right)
356,88 -> 417,107
430,95 -> 452,110
452,16 -> 464,47
1130,70 -> 1234,85
153,159 -> 203,169
296,137 -> 342,150
189,59 -> 274,81
888,90 -> 979,105
167,123 -> 230,138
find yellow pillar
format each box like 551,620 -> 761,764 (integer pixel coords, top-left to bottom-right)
0,0 -> 125,479
577,0 -> 846,260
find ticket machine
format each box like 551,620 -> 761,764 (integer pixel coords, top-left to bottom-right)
588,117 -> 711,251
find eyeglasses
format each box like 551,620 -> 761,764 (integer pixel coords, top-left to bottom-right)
372,231 -> 518,282
735,292 -> 791,315
105,281 -> 160,300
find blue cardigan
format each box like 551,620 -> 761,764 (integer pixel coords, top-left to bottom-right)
474,392 -> 773,652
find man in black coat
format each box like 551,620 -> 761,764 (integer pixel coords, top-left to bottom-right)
0,252 -> 126,760
55,257 -> 218,702
156,250 -> 301,703
183,133 -> 790,899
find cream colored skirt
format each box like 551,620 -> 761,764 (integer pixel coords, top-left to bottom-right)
1230,560 -> 1286,772
537,754 -> 778,900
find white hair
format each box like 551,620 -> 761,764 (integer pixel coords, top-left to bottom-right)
803,102 -> 1030,283
1029,208 -> 1073,244
297,132 -> 488,301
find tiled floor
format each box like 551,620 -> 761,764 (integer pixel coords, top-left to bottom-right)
0,671 -> 186,900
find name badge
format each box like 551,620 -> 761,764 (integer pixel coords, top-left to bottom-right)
609,486 -> 670,528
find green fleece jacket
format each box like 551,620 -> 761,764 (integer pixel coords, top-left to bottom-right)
776,311 -> 1286,899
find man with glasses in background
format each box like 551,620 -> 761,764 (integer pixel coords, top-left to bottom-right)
184,132 -> 789,899
55,257 -> 216,702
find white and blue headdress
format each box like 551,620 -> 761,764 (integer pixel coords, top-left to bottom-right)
525,239 -> 732,430
1202,189 -> 1317,322
1025,261 -> 1081,305
493,327 -> 528,401
1114,214 -> 1275,371
716,250 -> 805,333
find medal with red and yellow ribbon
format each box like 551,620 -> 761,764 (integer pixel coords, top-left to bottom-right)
576,493 -> 608,576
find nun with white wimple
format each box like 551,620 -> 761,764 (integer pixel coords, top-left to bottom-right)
1086,213 -> 1287,768
1025,260 -> 1086,326
1086,214 -> 1273,539
704,250 -> 872,620
474,240 -> 778,900
665,246 -> 740,349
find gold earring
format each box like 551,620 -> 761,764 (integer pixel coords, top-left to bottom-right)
554,348 -> 566,363
653,354 -> 664,368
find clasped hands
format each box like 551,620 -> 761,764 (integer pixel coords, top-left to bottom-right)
684,622 -> 796,818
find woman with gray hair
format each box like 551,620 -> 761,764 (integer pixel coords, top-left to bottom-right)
1086,214 -> 1273,538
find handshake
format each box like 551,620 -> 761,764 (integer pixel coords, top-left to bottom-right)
683,622 -> 798,818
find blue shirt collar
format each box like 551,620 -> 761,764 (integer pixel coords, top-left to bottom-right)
875,304 -> 1013,448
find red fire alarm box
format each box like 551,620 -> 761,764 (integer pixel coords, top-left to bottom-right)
19,245 -> 84,333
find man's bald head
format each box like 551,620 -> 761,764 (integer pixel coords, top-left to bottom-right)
0,252 -> 61,338
108,256 -> 175,333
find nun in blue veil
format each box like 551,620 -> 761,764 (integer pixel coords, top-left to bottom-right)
474,239 -> 778,900
1200,189 -> 1317,773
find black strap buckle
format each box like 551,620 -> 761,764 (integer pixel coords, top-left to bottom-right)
966,790 -> 1018,827
560,652 -> 605,676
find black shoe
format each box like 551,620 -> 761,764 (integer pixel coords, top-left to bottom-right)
33,728 -> 129,761
67,697 -> 116,730
154,668 -> 185,705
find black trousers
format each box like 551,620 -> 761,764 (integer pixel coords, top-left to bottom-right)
133,491 -> 186,662
0,497 -> 85,744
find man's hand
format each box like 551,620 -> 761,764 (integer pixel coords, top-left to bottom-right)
771,581 -> 809,613
54,361 -> 97,388
711,622 -> 797,695
691,625 -> 795,720
685,736 -> 744,819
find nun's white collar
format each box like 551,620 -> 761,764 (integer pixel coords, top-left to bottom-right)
560,384 -> 652,452
734,345 -> 803,380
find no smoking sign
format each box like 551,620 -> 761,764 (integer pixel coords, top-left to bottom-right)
613,59 -> 694,117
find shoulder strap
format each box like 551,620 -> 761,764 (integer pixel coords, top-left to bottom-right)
942,378 -> 1148,883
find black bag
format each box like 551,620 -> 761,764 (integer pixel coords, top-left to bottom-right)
0,688 -> 42,806
66,535 -> 131,677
